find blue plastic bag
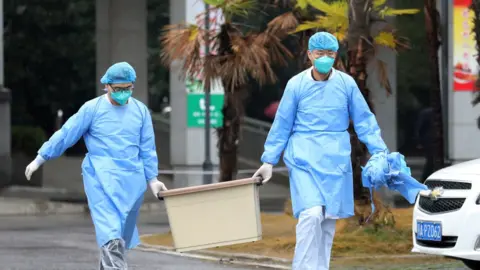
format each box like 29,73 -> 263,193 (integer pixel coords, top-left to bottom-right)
361,151 -> 428,221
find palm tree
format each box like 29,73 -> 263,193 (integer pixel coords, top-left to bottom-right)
160,0 -> 293,182
268,0 -> 419,224
423,0 -> 445,172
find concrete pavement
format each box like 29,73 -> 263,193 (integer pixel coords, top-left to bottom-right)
0,212 -> 257,270
0,211 -> 468,270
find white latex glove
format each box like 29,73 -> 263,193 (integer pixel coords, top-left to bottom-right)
252,163 -> 273,184
25,155 -> 46,181
148,178 -> 168,197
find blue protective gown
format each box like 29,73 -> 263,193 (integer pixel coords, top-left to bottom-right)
261,68 -> 388,219
38,95 -> 158,249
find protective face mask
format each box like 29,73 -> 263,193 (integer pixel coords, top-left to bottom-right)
313,56 -> 335,74
110,90 -> 132,105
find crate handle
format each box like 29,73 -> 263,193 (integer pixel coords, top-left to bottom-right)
254,176 -> 264,186
157,176 -> 264,200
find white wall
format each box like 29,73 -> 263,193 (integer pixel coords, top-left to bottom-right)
367,45 -> 397,151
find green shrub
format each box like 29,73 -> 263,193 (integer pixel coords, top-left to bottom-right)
11,126 -> 47,156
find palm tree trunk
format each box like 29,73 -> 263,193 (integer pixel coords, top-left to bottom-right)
215,23 -> 246,182
218,90 -> 246,182
347,0 -> 391,224
424,0 -> 445,170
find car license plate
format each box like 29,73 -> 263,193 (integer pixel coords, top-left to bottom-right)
416,221 -> 442,241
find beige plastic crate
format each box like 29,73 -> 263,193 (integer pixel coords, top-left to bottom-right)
158,177 -> 263,252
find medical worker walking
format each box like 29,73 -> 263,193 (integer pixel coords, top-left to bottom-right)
24,62 -> 167,269
253,32 -> 389,270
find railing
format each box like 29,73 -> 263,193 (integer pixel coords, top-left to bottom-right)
242,117 -> 272,134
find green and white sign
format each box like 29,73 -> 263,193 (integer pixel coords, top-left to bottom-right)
186,77 -> 224,128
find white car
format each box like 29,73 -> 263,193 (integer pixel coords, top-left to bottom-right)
412,159 -> 480,269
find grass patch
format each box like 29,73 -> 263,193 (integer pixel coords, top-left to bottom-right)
142,208 -> 418,259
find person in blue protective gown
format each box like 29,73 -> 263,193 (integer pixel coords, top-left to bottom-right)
24,62 -> 168,270
253,32 -> 391,270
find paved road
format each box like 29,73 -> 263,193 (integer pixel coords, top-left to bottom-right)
0,211 -> 469,270
0,212 -> 255,270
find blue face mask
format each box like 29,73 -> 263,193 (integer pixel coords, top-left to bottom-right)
313,56 -> 335,74
110,90 -> 132,105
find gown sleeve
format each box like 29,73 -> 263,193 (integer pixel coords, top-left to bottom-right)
38,102 -> 94,160
139,106 -> 159,181
347,78 -> 388,155
261,80 -> 298,165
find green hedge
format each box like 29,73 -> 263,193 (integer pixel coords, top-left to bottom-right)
11,126 -> 47,156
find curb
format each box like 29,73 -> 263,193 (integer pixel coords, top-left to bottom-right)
137,242 -> 291,269
138,238 -> 444,269
0,198 -> 88,216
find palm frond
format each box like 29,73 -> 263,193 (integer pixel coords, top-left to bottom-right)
315,15 -> 348,40
267,12 -> 299,35
373,31 -> 396,48
210,28 -> 293,92
203,0 -> 225,6
232,34 -> 276,85
291,0 -> 349,40
291,14 -> 348,41
222,0 -> 259,20
296,0 -> 309,10
204,55 -> 241,91
377,60 -> 392,95
290,20 -> 322,34
392,35 -> 411,50
258,31 -> 294,67
378,7 -> 420,18
160,24 -> 204,79
306,0 -> 348,18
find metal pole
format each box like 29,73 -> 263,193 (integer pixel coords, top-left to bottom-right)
202,3 -> 213,184
56,110 -> 64,131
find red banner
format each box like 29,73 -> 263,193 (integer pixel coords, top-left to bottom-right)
453,0 -> 477,91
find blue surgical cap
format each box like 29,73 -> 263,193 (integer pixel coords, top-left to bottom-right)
308,32 -> 339,52
100,62 -> 136,84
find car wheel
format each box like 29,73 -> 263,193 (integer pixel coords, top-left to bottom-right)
463,259 -> 480,270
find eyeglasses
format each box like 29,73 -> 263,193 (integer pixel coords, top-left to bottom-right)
109,84 -> 134,92
310,50 -> 336,58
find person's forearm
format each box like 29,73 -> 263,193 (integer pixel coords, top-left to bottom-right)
34,155 -> 46,166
